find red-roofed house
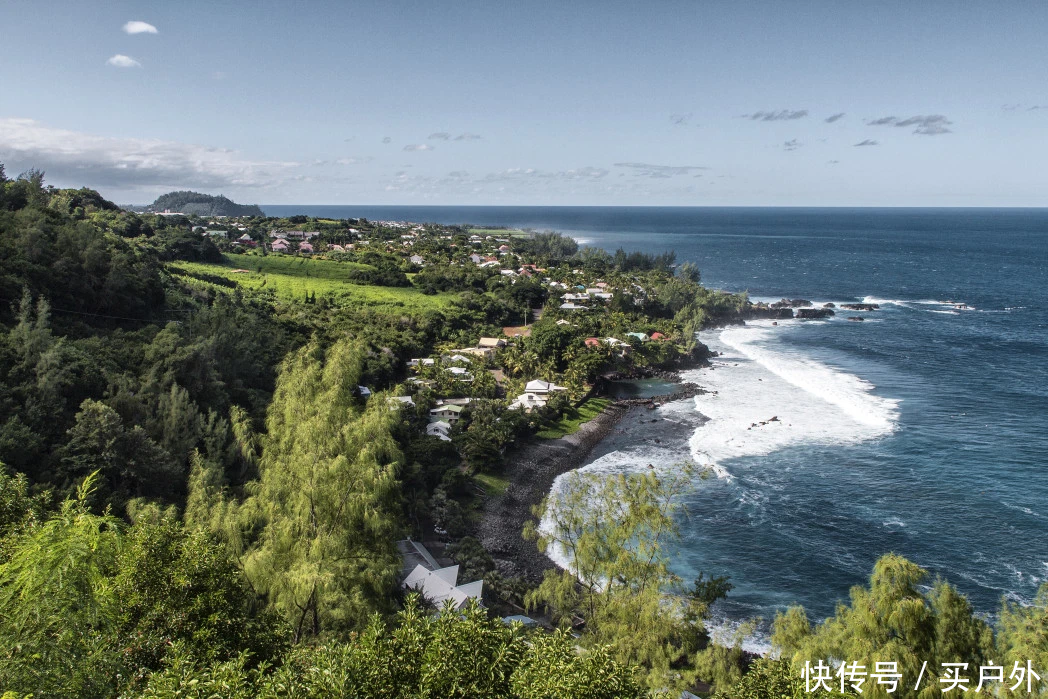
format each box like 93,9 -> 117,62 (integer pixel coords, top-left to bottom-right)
584,337 -> 601,347
650,331 -> 667,341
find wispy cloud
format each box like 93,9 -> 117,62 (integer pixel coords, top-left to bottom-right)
403,144 -> 433,152
106,54 -> 141,68
428,132 -> 451,140
867,114 -> 953,135
783,139 -> 801,151
741,109 -> 808,121
825,112 -> 846,123
454,133 -> 482,141
0,118 -> 296,192
122,20 -> 158,34
382,136 -> 392,144
613,162 -> 708,178
854,139 -> 879,147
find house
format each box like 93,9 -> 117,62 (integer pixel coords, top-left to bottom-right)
358,385 -> 372,398
408,358 -> 437,368
444,354 -> 472,364
592,292 -> 613,300
285,230 -> 320,240
447,367 -> 473,381
500,269 -> 517,277
498,244 -> 511,253
426,421 -> 452,441
478,337 -> 507,349
206,230 -> 228,238
559,303 -> 588,311
508,392 -> 547,412
407,377 -> 435,388
399,541 -> 483,608
430,404 -> 465,423
328,244 -> 346,253
271,239 -> 290,252
562,293 -> 590,302
626,332 -> 649,342
605,337 -> 628,347
584,337 -> 601,348
524,379 -> 567,395
410,255 -> 425,265
271,231 -> 289,240
650,331 -> 667,341
469,253 -> 483,264
390,396 -> 415,408
555,319 -> 572,326
299,241 -> 314,254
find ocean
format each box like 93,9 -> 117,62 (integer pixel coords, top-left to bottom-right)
264,205 -> 1048,648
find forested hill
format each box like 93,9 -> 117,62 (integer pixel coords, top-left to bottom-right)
141,190 -> 264,217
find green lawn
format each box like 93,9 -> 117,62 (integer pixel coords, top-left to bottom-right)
474,472 -> 510,496
536,398 -> 610,439
169,254 -> 457,312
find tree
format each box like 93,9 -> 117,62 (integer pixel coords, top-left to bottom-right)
523,465 -> 707,691
772,553 -> 994,699
227,338 -> 404,641
0,473 -> 123,699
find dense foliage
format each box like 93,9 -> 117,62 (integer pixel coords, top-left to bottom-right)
143,190 -> 264,217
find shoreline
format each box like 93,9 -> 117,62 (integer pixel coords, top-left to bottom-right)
476,382 -> 705,583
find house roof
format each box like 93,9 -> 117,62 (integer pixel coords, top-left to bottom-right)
402,563 -> 483,610
525,379 -> 566,393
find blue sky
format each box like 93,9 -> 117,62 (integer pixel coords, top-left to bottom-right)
1,0 -> 1046,206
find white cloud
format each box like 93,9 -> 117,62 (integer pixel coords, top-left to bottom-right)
403,144 -> 433,151
123,21 -> 158,34
106,54 -> 141,68
0,118 -> 297,192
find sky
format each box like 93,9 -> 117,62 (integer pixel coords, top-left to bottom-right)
1,0 -> 1046,206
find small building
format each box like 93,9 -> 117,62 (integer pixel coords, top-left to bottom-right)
430,404 -> 465,422
584,337 -> 601,348
508,392 -> 547,412
626,332 -> 649,342
478,337 -> 507,349
498,244 -> 511,253
299,241 -> 314,254
559,303 -> 588,311
408,358 -> 437,368
390,396 -> 416,408
328,244 -> 346,253
426,421 -> 452,441
271,239 -> 290,252
650,331 -> 667,341
206,230 -> 228,238
524,379 -> 567,395
410,255 -> 425,265
358,385 -> 372,398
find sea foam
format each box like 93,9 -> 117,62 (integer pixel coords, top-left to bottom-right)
685,320 -> 900,479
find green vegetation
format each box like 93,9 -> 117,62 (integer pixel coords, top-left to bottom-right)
171,255 -> 457,311
6,166 -> 1046,697
535,397 -> 610,439
142,190 -> 264,217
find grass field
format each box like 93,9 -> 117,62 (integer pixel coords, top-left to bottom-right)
473,472 -> 511,496
169,254 -> 457,312
536,398 -> 610,439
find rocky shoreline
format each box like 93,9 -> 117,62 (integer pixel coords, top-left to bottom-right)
476,382 -> 704,584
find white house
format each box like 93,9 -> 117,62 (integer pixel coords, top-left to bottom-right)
559,302 -> 588,311
426,421 -> 452,441
508,393 -> 547,412
524,379 -> 567,395
410,255 -> 425,265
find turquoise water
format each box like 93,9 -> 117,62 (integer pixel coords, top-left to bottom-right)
267,205 -> 1048,642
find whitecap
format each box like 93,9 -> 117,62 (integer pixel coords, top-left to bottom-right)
686,320 -> 900,478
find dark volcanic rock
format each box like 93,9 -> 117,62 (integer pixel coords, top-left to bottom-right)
770,298 -> 813,309
848,316 -> 865,321
841,303 -> 879,311
823,302 -> 836,308
796,308 -> 835,319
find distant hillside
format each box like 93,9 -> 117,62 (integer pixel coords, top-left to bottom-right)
144,191 -> 264,217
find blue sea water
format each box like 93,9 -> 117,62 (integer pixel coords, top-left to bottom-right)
265,205 -> 1048,644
